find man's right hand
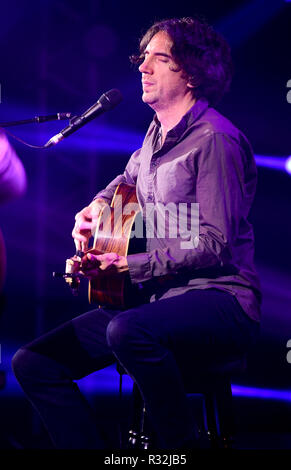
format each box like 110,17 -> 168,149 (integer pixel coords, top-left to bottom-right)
72,198 -> 108,252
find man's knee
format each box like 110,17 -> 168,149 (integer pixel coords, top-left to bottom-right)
106,311 -> 140,352
12,347 -> 35,382
12,347 -> 59,384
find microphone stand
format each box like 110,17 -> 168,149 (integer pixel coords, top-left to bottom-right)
0,113 -> 72,127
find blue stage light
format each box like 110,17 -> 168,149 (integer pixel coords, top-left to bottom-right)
1,103 -> 290,176
255,154 -> 291,175
285,155 -> 291,174
232,384 -> 291,402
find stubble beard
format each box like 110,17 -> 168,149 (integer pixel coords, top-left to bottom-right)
142,90 -> 160,110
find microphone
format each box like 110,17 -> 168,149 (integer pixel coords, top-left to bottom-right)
45,89 -> 123,148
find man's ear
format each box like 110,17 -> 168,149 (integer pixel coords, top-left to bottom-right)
186,74 -> 201,89
186,80 -> 197,100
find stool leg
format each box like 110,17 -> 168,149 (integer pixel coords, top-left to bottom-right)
214,379 -> 235,448
204,379 -> 235,449
128,383 -> 151,449
139,402 -> 150,450
204,390 -> 220,448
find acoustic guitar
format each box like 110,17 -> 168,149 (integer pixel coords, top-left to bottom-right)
88,182 -> 146,308
55,183 -> 146,309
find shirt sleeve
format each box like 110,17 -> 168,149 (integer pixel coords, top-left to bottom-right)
0,132 -> 27,204
93,148 -> 142,204
127,132 -> 256,283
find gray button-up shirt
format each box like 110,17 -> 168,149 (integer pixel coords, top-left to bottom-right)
95,98 -> 262,322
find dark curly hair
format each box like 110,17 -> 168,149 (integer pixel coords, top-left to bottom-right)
130,17 -> 233,106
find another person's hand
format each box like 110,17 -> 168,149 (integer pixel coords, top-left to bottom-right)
72,198 -> 108,252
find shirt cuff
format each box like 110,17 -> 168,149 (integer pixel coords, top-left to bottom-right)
127,252 -> 152,284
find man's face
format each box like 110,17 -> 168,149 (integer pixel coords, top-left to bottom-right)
139,31 -> 192,111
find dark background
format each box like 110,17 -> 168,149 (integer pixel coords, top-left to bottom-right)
0,0 -> 291,449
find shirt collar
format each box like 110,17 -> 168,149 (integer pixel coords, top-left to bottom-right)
153,97 -> 209,142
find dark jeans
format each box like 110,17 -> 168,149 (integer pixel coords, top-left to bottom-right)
12,289 -> 259,449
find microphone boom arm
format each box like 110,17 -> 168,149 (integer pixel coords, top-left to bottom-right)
0,113 -> 72,128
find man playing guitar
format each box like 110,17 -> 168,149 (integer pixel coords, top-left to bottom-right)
12,18 -> 261,449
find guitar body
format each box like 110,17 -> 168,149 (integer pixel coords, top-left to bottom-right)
88,183 -> 145,309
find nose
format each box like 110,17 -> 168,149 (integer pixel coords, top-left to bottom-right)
138,55 -> 152,74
